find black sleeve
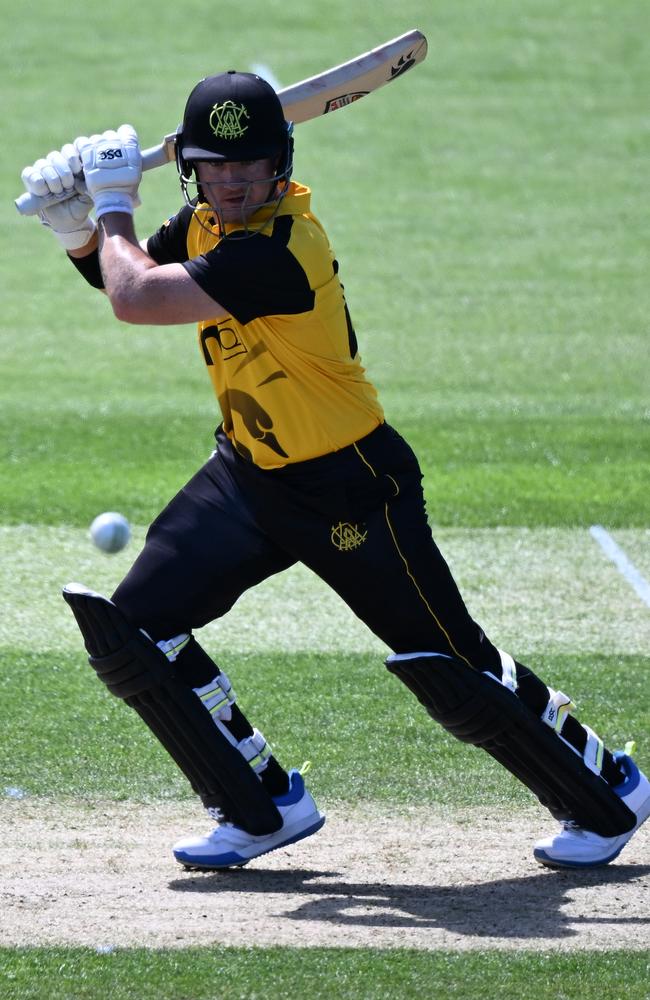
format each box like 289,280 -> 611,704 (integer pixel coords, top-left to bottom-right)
67,249 -> 104,289
182,227 -> 315,325
146,204 -> 194,264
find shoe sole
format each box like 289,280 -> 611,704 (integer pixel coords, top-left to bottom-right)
533,843 -> 625,869
174,812 -> 326,870
533,801 -> 650,870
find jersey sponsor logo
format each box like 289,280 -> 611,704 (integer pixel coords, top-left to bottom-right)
324,92 -> 368,113
331,522 -> 368,552
209,100 -> 250,140
200,322 -> 247,363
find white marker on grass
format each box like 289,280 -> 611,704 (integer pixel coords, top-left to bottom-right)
4,787 -> 26,799
590,525 -> 650,608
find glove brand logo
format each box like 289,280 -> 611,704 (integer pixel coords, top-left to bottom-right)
98,148 -> 124,161
209,101 -> 250,140
331,522 -> 368,552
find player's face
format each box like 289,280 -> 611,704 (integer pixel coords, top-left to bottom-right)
196,158 -> 279,222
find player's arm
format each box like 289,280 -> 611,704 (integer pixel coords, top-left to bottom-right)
66,230 -> 148,259
79,125 -> 229,325
96,212 -> 229,325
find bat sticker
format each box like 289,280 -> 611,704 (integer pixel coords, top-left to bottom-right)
324,92 -> 369,113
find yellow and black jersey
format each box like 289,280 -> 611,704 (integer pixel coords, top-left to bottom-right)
147,182 -> 384,468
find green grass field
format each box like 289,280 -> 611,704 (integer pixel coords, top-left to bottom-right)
2,0 -> 649,996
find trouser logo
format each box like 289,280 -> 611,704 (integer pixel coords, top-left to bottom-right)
331,522 -> 367,552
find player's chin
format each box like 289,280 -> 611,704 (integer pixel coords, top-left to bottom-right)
218,202 -> 251,224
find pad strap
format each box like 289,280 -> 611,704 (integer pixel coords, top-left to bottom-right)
541,688 -> 575,734
157,633 -> 191,662
583,725 -> 605,775
194,673 -> 236,722
237,729 -> 273,774
497,649 -> 518,692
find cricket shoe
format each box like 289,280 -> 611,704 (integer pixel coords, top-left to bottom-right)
533,751 -> 650,869
172,768 -> 325,869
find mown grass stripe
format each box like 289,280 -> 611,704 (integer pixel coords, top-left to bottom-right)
1,946 -> 650,1000
2,526 -> 649,656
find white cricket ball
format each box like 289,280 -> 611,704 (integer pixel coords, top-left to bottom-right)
89,512 -> 131,553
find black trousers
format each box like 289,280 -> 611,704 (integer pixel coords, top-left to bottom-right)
113,423 -> 501,672
112,422 -> 626,791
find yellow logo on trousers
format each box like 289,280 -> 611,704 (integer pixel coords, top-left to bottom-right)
331,522 -> 367,552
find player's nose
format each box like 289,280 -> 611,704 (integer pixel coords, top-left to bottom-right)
219,164 -> 246,186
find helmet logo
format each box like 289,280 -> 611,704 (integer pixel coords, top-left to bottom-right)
209,101 -> 250,140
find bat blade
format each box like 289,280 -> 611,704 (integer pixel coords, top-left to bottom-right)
280,28 -> 427,123
15,29 -> 427,216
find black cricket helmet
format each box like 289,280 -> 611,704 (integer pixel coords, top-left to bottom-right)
176,71 -> 293,182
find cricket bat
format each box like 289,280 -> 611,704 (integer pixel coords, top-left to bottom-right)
16,29 -> 427,216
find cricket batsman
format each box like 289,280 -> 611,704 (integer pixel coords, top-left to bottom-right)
20,71 -> 649,870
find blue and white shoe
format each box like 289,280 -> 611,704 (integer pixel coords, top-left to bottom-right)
534,751 -> 650,869
172,768 -> 325,870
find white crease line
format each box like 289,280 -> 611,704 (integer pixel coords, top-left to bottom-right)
589,525 -> 650,608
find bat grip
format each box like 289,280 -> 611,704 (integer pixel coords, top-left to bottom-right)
14,140 -> 173,216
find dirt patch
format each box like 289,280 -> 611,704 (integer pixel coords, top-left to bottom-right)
1,799 -> 648,951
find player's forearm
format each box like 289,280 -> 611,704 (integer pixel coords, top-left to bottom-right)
97,213 -> 158,321
68,231 -> 99,259
96,211 -> 227,326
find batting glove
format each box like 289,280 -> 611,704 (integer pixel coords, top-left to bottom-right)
21,144 -> 96,251
78,125 -> 142,218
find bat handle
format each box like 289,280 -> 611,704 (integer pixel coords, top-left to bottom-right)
14,136 -> 176,217
15,188 -> 68,217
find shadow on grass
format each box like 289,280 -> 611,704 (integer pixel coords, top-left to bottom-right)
168,864 -> 650,941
